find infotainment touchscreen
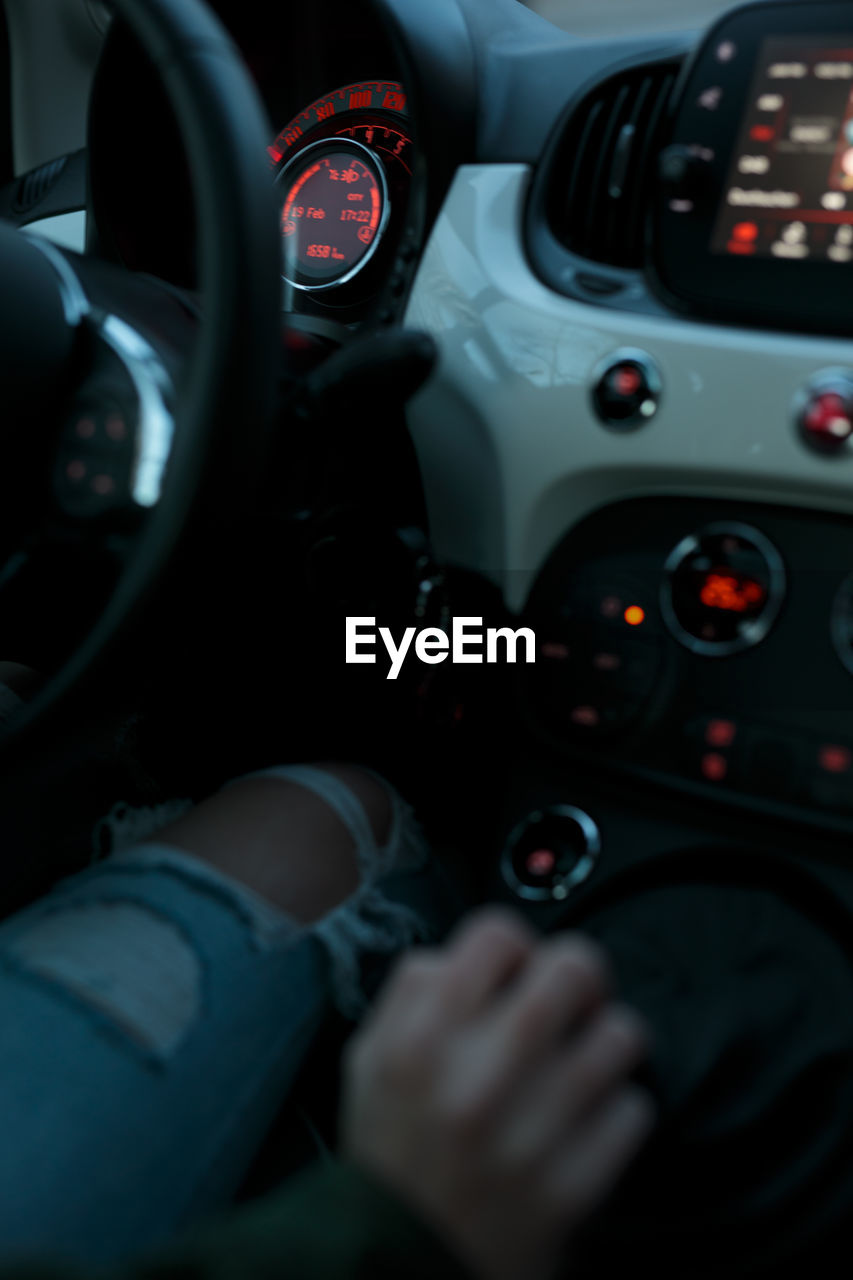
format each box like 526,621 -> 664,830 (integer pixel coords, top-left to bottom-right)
712,35 -> 853,263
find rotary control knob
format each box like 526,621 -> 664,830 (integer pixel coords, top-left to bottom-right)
592,350 -> 661,429
661,523 -> 786,657
501,807 -> 600,903
797,371 -> 853,454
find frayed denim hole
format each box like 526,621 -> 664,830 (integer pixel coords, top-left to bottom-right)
3,901 -> 203,1059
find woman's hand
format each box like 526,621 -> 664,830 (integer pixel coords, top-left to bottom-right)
341,908 -> 654,1280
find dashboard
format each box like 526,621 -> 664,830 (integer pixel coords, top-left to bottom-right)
4,5 -> 849,1262
75,0 -> 853,878
400,0 -> 853,862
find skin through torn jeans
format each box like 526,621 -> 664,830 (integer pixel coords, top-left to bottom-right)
0,767 -> 445,1267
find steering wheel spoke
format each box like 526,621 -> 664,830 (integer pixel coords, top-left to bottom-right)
51,310 -> 176,526
0,0 -> 280,747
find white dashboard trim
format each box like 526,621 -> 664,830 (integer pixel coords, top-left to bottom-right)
405,164 -> 853,613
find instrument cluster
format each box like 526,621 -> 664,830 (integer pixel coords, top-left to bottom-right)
269,80 -> 414,309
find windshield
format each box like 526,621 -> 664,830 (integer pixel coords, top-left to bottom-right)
526,0 -> 735,37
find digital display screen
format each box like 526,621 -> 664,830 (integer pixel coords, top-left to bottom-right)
712,35 -> 853,262
280,147 -> 384,288
698,571 -> 766,614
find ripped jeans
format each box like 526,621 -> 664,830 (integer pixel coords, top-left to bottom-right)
0,807 -> 452,1267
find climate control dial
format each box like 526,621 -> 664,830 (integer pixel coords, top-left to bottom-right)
661,523 -> 786,656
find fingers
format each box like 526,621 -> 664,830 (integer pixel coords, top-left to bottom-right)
363,908 -> 537,1038
439,909 -> 539,1018
422,933 -> 613,1130
479,934 -> 612,1082
495,1004 -> 650,1164
547,1085 -> 656,1224
343,908 -> 655,1280
361,917 -> 613,1100
549,1004 -> 649,1128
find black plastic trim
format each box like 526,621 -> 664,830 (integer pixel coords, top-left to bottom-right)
0,149 -> 86,226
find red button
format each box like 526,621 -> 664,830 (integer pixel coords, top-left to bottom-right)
706,719 -> 737,748
541,642 -> 570,661
801,391 -> 853,450
701,752 -> 728,782
610,366 -> 643,397
105,414 -> 128,442
525,849 -> 557,878
732,221 -> 758,242
819,745 -> 852,775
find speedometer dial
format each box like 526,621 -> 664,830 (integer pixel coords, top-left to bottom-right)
278,139 -> 389,290
270,80 -> 413,300
268,80 -> 412,174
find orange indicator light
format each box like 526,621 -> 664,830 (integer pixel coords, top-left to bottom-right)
624,606 -> 645,627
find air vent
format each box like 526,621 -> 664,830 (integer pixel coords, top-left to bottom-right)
548,62 -> 680,268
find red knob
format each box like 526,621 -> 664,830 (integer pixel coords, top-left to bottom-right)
800,385 -> 853,452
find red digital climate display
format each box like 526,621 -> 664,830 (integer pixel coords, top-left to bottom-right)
699,571 -> 767,614
663,525 -> 785,656
280,145 -> 386,288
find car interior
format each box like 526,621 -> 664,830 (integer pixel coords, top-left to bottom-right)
4,0 -> 853,1248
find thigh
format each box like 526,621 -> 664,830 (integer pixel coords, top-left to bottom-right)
0,845 -> 329,1266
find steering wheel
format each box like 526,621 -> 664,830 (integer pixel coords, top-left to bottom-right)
0,0 -> 280,751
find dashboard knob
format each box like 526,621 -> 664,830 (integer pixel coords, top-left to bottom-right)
661,523 -> 785,657
592,349 -> 661,428
501,806 -> 600,903
797,372 -> 853,454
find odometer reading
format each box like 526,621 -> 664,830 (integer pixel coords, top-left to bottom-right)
278,140 -> 388,289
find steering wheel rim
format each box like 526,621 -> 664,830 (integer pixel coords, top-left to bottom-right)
0,0 -> 280,749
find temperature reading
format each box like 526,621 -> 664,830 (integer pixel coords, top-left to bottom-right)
699,572 -> 766,613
